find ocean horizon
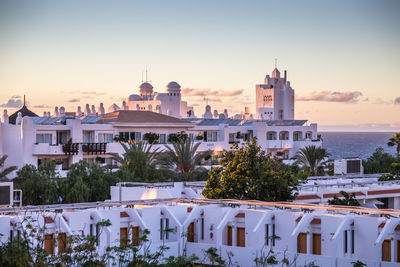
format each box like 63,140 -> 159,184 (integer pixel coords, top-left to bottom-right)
319,131 -> 398,160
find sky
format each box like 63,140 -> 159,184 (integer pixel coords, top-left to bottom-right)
0,0 -> 399,131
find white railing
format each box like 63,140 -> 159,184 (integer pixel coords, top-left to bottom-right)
32,143 -> 63,155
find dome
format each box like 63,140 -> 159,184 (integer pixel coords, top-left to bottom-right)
166,81 -> 181,89
128,94 -> 141,101
139,82 -> 153,90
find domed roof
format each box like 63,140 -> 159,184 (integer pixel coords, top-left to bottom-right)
139,82 -> 153,90
128,94 -> 141,101
166,81 -> 181,89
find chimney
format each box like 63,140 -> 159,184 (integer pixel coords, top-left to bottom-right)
284,70 -> 287,84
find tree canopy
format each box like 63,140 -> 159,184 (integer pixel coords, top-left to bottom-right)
202,138 -> 300,201
291,145 -> 330,176
363,147 -> 400,174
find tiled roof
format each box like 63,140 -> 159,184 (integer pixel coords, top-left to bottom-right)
98,110 -> 191,124
9,105 -> 38,124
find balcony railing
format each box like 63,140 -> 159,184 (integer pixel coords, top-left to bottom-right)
82,143 -> 107,154
62,143 -> 79,155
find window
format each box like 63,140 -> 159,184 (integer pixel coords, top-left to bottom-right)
272,224 -> 276,246
265,224 -> 269,245
98,133 -> 113,143
36,134 -> 52,144
351,230 -> 354,254
83,131 -> 95,143
57,131 -> 68,144
158,134 -> 166,144
344,230 -> 348,253
160,218 -> 170,240
119,132 -> 141,142
201,218 -> 204,240
205,131 -> 218,142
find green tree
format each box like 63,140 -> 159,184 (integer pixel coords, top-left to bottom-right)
158,138 -> 212,179
60,161 -> 116,203
0,155 -> 17,181
328,191 -> 360,206
292,145 -> 330,176
14,162 -> 59,205
363,147 -> 400,174
111,140 -> 161,181
388,132 -> 400,156
202,138 -> 299,201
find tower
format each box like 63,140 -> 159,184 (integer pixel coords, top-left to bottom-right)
256,67 -> 294,120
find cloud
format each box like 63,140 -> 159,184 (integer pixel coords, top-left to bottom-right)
395,97 -> 400,105
181,88 -> 243,97
0,98 -> 23,108
11,95 -> 21,99
33,104 -> 52,108
68,98 -> 80,103
296,91 -> 363,103
80,91 -> 106,96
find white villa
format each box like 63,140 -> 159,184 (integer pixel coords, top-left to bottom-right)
1,198 -> 400,266
0,68 -> 321,176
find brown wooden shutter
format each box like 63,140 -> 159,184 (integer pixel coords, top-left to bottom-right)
397,240 -> 400,262
297,233 -> 307,254
132,226 -> 140,246
120,227 -> 128,247
44,234 -> 54,254
382,239 -> 391,262
236,227 -> 245,247
187,222 -> 195,243
312,233 -> 321,255
227,226 -> 232,246
57,233 -> 67,253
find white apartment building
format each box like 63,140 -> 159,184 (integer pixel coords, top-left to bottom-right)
0,67 -> 321,176
1,198 -> 399,266
0,110 -> 320,177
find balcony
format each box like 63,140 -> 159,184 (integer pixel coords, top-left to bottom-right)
62,143 -> 79,155
32,143 -> 63,155
82,143 -> 107,154
266,140 -> 293,149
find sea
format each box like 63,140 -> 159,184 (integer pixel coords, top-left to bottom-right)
320,132 -> 398,160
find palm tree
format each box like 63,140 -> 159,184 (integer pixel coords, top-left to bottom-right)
388,132 -> 400,156
0,155 -> 17,181
292,145 -> 330,176
158,138 -> 212,175
110,139 -> 160,167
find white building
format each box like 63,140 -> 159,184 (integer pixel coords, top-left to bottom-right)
0,68 -> 321,177
1,198 -> 400,266
256,68 -> 294,120
121,81 -> 194,118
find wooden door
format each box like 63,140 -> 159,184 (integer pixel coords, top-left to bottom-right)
227,226 -> 232,246
237,227 -> 245,247
382,239 -> 391,262
297,232 -> 307,254
132,226 -> 140,246
120,227 -> 128,247
57,233 -> 67,253
187,222 -> 195,243
312,233 -> 321,255
44,234 -> 54,254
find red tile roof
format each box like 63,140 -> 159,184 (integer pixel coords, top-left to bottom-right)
295,194 -> 320,200
99,110 -> 191,124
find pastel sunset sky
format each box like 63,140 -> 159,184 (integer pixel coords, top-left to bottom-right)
0,0 -> 399,131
